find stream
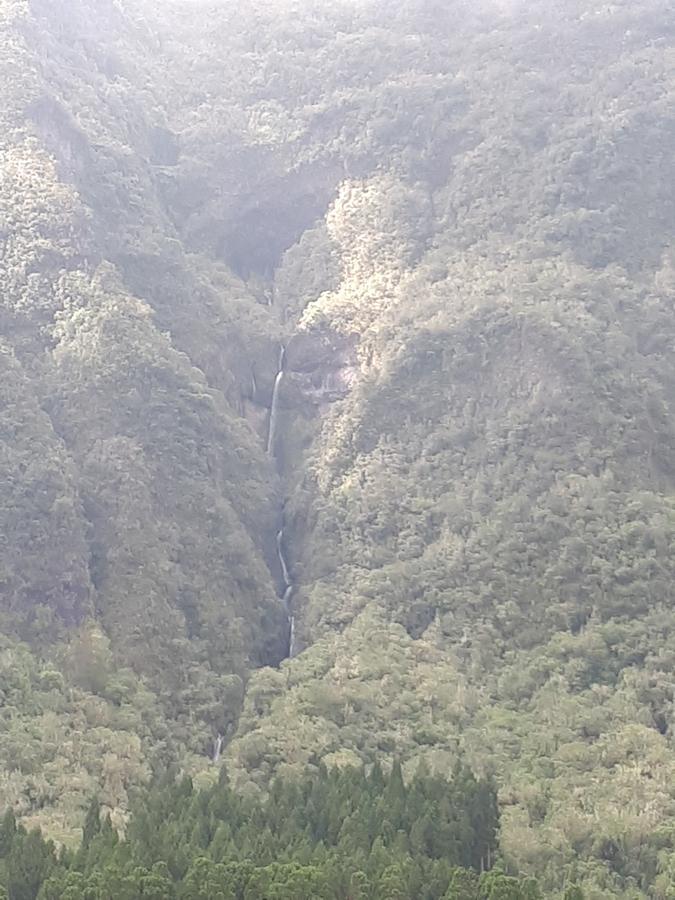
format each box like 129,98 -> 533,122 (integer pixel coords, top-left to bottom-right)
211,338 -> 296,761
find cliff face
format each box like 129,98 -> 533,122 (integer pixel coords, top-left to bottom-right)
284,331 -> 359,407
2,0 -> 675,893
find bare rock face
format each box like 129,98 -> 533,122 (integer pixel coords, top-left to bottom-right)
285,328 -> 359,407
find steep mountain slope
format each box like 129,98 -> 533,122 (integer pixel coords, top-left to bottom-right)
192,1 -> 675,894
1,0 -> 675,895
0,0 -> 288,839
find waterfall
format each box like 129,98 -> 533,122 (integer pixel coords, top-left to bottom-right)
268,342 -> 298,661
282,584 -> 293,613
276,525 -> 296,659
277,526 -> 295,654
276,529 -> 291,587
266,345 -> 286,455
289,615 -> 297,658
212,734 -> 223,764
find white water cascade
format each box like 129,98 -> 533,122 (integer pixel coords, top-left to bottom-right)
288,615 -> 297,658
276,529 -> 291,588
267,343 -> 298,658
276,524 -> 297,657
266,345 -> 286,455
212,734 -> 223,764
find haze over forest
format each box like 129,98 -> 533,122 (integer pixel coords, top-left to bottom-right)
0,0 -> 674,896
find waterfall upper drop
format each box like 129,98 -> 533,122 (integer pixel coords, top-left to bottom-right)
266,345 -> 286,455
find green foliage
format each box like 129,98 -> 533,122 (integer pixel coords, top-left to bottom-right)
1,0 -> 675,896
0,0 -> 287,841
0,765 -> 529,900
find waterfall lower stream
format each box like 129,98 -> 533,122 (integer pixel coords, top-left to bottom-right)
276,527 -> 296,659
268,344 -> 297,659
211,344 -> 294,764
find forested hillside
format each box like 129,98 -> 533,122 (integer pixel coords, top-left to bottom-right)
1,0 -> 674,896
0,765 -> 534,899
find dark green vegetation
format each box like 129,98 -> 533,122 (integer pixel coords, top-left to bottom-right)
0,765 -> 545,900
1,0 -> 675,895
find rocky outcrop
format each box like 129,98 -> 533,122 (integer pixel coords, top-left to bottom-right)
285,328 -> 360,408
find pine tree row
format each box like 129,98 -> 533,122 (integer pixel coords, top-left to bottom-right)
0,764 -> 574,899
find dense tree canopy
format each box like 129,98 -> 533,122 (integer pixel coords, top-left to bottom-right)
0,766 -> 538,900
0,0 -> 674,895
